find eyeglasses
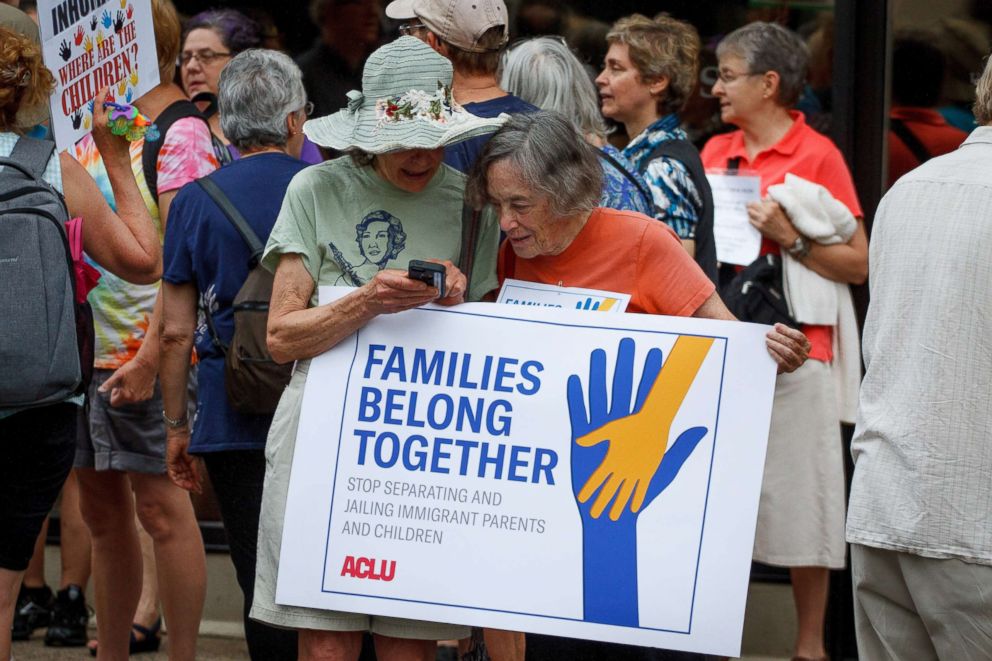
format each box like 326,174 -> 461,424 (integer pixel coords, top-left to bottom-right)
717,69 -> 763,84
398,22 -> 427,35
178,49 -> 233,66
300,101 -> 315,117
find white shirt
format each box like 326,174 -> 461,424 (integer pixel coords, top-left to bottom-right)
846,126 -> 992,564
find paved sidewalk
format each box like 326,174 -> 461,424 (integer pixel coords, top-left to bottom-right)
11,633 -> 249,660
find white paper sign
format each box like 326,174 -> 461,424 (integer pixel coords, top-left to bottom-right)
497,279 -> 630,313
39,0 -> 160,149
706,172 -> 762,266
276,286 -> 777,656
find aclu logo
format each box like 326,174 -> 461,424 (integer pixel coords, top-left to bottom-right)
340,555 -> 396,582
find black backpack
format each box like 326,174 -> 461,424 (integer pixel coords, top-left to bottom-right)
195,176 -> 290,415
720,253 -> 798,327
637,139 -> 718,284
0,136 -> 92,409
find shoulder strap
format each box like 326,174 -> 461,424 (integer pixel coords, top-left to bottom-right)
595,147 -> 654,210
459,204 -> 481,296
644,138 -> 719,284
10,135 -> 56,179
195,177 -> 264,266
890,118 -> 931,165
142,100 -> 207,202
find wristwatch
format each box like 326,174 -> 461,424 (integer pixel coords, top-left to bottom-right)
786,235 -> 811,259
162,410 -> 189,429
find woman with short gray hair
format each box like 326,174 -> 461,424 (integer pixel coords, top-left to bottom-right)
468,110 -> 807,362
500,37 -> 654,216
158,47 -> 310,661
701,21 -> 868,661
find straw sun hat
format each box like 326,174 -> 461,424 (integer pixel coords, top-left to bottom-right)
303,36 -> 506,153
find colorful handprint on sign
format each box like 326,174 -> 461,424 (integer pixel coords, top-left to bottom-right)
568,336 -> 712,626
74,25 -> 85,46
101,10 -> 113,29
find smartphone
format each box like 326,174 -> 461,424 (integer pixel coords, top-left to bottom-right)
407,260 -> 446,299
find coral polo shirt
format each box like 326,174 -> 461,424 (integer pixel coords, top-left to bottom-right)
701,111 -> 863,362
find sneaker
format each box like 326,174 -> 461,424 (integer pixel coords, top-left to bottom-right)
11,585 -> 53,641
43,585 -> 90,647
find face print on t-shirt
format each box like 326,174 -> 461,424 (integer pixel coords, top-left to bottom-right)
328,210 -> 408,286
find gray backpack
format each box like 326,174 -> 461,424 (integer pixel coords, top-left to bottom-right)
0,136 -> 80,409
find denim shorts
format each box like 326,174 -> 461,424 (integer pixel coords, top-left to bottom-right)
0,403 -> 76,570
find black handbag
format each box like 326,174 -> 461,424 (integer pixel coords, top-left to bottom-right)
720,253 -> 799,327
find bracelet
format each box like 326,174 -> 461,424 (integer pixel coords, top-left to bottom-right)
162,410 -> 189,429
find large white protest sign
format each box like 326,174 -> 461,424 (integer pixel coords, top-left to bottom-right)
39,0 -> 159,149
276,287 -> 777,656
497,279 -> 630,313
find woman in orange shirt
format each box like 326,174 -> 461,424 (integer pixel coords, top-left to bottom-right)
701,22 -> 868,661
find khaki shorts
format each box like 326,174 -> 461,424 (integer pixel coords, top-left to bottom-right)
250,360 -> 470,640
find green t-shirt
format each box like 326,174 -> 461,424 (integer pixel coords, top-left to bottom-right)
262,156 -> 498,305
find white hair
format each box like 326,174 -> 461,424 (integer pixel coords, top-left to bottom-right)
500,37 -> 608,141
218,49 -> 307,151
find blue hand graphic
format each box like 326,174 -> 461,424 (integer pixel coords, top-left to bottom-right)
576,298 -> 601,311
567,337 -> 709,626
101,10 -> 113,28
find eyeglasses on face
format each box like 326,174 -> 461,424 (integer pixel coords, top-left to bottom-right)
179,49 -> 233,67
717,69 -> 763,84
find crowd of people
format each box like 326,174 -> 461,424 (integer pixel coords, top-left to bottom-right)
0,0 -> 990,660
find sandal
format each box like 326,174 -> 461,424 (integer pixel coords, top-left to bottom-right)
88,617 -> 162,656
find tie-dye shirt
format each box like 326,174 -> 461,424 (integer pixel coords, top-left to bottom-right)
73,117 -> 219,368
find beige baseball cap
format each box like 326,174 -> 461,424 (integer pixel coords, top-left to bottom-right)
385,0 -> 509,53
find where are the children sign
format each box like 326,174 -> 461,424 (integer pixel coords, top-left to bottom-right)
39,0 -> 159,148
275,287 -> 778,656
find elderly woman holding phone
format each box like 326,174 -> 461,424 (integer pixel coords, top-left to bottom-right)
249,36 -> 503,661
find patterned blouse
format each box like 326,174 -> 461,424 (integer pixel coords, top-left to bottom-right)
597,144 -> 654,216
622,113 -> 701,240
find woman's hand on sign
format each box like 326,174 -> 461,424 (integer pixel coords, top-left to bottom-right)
361,269 -> 438,315
765,323 -> 810,374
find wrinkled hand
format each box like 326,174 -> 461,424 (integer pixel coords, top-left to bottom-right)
431,259 -> 467,306
747,198 -> 799,247
99,354 -> 156,406
766,323 -> 809,374
569,336 -> 712,521
361,269 -> 437,316
90,87 -> 130,158
166,428 -> 204,494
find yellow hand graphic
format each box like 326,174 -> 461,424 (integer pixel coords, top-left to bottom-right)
96,31 -> 104,48
120,0 -> 126,7
130,70 -> 139,86
83,114 -> 91,129
575,336 -> 713,521
117,79 -> 128,96
84,35 -> 93,53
